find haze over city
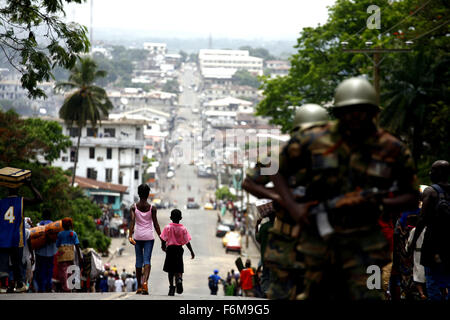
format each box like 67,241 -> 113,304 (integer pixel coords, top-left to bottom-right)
65,0 -> 337,41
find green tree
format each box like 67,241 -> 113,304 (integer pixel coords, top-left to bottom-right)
239,46 -> 277,60
0,109 -> 110,253
257,0 -> 450,178
162,79 -> 180,94
215,186 -> 237,201
0,0 -> 90,99
55,57 -> 114,186
232,70 -> 261,88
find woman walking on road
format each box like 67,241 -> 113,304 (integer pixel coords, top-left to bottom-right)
128,184 -> 162,295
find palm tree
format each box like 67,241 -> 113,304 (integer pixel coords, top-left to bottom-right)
55,56 -> 114,186
380,49 -> 446,165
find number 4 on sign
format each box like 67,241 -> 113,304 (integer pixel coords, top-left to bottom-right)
4,206 -> 15,223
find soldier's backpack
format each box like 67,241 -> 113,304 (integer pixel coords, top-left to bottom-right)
431,184 -> 450,222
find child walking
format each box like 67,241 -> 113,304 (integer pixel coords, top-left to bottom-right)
160,209 -> 195,296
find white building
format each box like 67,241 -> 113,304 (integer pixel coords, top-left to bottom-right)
199,49 -> 263,76
265,60 -> 290,78
51,117 -> 147,206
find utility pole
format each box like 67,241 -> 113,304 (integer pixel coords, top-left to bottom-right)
342,47 -> 412,104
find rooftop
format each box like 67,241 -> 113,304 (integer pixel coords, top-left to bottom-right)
74,176 -> 128,193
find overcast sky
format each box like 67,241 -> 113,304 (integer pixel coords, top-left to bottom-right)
65,0 -> 337,40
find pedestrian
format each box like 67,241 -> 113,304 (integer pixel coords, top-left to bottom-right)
208,269 -> 222,295
128,183 -> 163,295
239,259 -> 255,297
408,160 -> 450,301
55,218 -> 83,292
121,268 -> 127,282
125,274 -> 134,292
107,271 -> 115,292
132,271 -> 137,291
0,177 -> 42,293
114,274 -> 124,292
80,239 -> 98,292
98,271 -> 109,293
160,209 -> 195,296
407,226 -> 427,300
271,77 -> 419,300
34,209 -> 58,293
22,219 -> 35,292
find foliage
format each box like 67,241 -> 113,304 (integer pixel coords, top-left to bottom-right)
239,46 -> 277,61
0,0 -> 90,99
55,56 -> 113,185
162,79 -> 180,94
232,70 -> 261,88
257,0 -> 450,179
215,186 -> 237,201
0,109 -> 110,253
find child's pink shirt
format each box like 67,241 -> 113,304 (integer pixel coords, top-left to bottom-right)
160,223 -> 191,246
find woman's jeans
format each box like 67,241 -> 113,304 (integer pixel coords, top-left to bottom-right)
135,240 -> 155,268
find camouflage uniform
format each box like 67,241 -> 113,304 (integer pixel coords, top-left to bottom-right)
245,121 -> 328,300
278,120 -> 418,300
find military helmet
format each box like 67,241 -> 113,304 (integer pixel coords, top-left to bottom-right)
292,104 -> 329,131
333,77 -> 379,110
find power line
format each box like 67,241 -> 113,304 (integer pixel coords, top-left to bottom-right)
408,19 -> 450,41
380,0 -> 433,37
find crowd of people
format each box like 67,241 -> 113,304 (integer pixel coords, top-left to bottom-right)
208,259 -> 267,298
242,77 -> 450,301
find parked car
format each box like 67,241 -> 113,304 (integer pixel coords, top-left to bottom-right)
216,223 -> 231,237
223,231 -> 242,254
204,203 -> 214,210
186,198 -> 200,209
166,171 -> 175,179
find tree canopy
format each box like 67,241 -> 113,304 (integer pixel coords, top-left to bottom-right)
256,0 -> 449,178
0,109 -> 110,253
0,0 -> 90,99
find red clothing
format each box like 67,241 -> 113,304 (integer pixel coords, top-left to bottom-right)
378,217 -> 394,253
240,268 -> 254,290
160,223 -> 191,246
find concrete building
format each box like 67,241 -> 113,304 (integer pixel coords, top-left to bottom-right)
203,84 -> 261,102
199,49 -> 263,76
51,117 -> 147,207
265,60 -> 290,78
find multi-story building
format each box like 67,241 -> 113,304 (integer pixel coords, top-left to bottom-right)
265,60 -> 290,78
203,84 -> 261,102
199,49 -> 263,76
51,117 -> 147,207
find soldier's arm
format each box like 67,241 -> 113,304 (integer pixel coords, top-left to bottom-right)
242,177 -> 283,205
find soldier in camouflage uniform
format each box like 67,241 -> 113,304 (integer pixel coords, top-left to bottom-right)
243,104 -> 329,300
271,77 -> 419,300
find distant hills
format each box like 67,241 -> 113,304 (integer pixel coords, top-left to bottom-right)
92,27 -> 297,58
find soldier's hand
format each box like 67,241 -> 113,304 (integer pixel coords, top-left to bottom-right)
292,201 -> 318,226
